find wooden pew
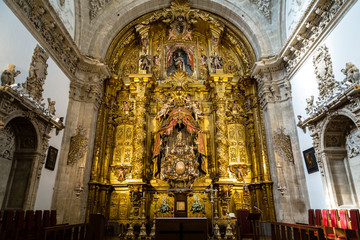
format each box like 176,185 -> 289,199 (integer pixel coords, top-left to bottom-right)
271,222 -> 325,240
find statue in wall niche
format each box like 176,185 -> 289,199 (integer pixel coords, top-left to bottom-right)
139,54 -> 152,72
213,52 -> 223,70
1,64 -> 21,86
47,98 -> 56,115
341,62 -> 360,84
153,95 -> 207,189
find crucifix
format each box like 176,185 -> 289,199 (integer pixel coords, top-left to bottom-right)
205,183 -> 218,235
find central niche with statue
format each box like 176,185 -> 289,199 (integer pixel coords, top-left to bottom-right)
153,96 -> 207,189
89,0 -> 275,237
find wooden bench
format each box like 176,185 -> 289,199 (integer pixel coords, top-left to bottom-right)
271,222 -> 325,240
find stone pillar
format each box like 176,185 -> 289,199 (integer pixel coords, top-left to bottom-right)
129,74 -> 153,181
252,57 -> 310,223
209,73 -> 233,180
52,61 -> 109,224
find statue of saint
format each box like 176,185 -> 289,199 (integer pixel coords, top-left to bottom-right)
1,64 -> 21,86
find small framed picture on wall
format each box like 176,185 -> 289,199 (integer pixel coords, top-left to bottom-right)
303,147 -> 319,174
45,146 -> 58,171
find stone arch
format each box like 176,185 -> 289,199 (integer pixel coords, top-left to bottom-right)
78,0 -> 277,60
320,114 -> 359,208
0,117 -> 38,210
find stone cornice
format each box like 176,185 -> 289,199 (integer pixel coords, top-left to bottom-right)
0,86 -> 64,130
4,0 -> 110,81
251,0 -> 355,80
301,85 -> 360,126
280,0 -> 356,79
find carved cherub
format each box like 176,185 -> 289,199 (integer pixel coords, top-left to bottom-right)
190,100 -> 204,121
156,96 -> 174,120
47,98 -> 56,115
341,62 -> 360,84
1,64 -> 21,86
305,96 -> 314,114
122,101 -> 131,113
168,28 -> 177,40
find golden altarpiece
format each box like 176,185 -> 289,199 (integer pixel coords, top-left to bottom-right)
87,0 -> 275,232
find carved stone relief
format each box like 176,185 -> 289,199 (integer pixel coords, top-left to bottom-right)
346,128 -> 360,158
22,45 -> 49,103
69,80 -> 102,108
0,125 -> 16,161
67,126 -> 88,165
249,0 -> 271,22
312,45 -> 339,103
11,0 -> 79,75
89,0 -> 111,20
273,127 -> 294,164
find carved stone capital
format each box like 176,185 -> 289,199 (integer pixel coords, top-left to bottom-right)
251,57 -> 290,108
69,80 -> 102,108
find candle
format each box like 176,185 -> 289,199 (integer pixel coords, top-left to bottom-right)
143,191 -> 145,197
131,191 -> 134,198
227,191 -> 229,197
204,192 -> 206,198
155,192 -> 157,198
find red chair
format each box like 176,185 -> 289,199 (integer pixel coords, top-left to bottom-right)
322,209 -> 336,239
315,209 -> 322,226
349,209 -> 360,239
335,209 -> 358,240
309,209 -> 315,226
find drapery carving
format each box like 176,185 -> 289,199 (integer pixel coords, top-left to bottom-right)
273,127 -> 294,164
67,126 -> 88,165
